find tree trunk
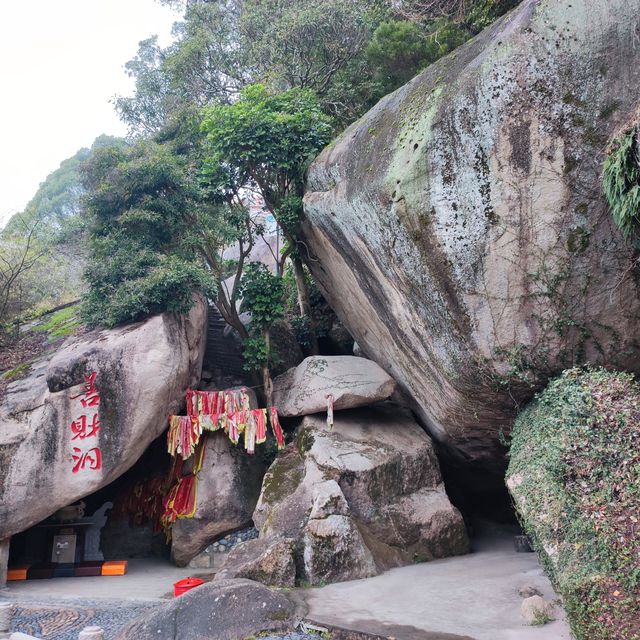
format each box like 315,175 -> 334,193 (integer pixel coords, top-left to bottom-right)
292,255 -> 319,355
0,537 -> 9,590
215,290 -> 248,340
262,328 -> 274,407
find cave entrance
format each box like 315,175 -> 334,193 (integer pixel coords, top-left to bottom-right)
7,431 -> 174,583
436,447 -> 520,537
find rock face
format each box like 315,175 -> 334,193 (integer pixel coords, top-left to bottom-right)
214,537 -> 297,587
229,405 -> 468,585
171,432 -> 268,567
114,579 -> 295,640
272,356 -> 397,417
521,595 -> 555,625
302,0 -> 640,465
0,300 -> 207,540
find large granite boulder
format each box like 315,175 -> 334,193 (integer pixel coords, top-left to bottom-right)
0,299 -> 207,540
171,431 -> 268,567
302,0 -> 640,466
115,579 -> 295,640
272,356 -> 397,416
221,405 -> 468,586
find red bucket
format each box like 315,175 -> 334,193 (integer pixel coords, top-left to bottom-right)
174,577 -> 204,597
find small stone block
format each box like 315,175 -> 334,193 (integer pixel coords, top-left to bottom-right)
101,560 -> 127,576
7,566 -> 29,581
78,625 -> 105,639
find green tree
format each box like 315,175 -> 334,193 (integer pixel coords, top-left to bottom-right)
164,1 -> 247,107
201,84 -> 332,352
241,0 -> 374,97
114,2 -> 246,136
117,0 -> 391,132
240,262 -> 285,406
113,37 -> 175,136
397,0 -> 520,32
366,20 -> 430,92
0,214 -> 46,337
80,140 -> 210,327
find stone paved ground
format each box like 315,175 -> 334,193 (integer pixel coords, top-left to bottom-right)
2,596 -> 319,640
5,597 -> 156,640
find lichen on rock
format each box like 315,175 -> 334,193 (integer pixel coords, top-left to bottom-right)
238,404 -> 468,586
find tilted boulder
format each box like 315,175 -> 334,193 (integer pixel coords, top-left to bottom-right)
225,405 -> 468,586
272,356 -> 397,417
171,431 -> 268,567
0,299 -> 207,540
302,0 -> 640,466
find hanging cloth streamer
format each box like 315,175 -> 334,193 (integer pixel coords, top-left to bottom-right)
269,407 -> 285,450
326,394 -> 334,431
160,438 -> 206,539
163,388 -> 285,539
244,411 -> 257,455
186,388 -> 250,417
167,415 -> 202,460
170,388 -> 284,455
255,408 -> 267,444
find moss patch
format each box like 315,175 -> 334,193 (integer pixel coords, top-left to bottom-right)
507,368 -> 640,640
296,426 -> 316,456
33,304 -> 81,339
262,448 -> 304,506
1,361 -> 32,380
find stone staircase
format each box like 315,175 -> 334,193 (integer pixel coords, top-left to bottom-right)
201,305 -> 246,389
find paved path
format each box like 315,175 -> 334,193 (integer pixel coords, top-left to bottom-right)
303,531 -> 572,640
2,559 -> 197,601
1,532 -> 573,639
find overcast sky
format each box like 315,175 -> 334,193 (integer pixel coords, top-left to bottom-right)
0,1 -> 179,227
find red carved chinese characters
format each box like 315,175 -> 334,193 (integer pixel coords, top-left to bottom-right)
72,447 -> 102,474
71,414 -> 101,440
71,372 -> 100,408
70,372 -> 102,473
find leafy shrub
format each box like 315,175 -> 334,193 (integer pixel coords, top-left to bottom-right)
366,19 -> 467,93
240,263 -> 285,372
508,368 -> 640,640
603,125 -> 640,244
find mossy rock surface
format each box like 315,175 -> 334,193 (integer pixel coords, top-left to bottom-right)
252,405 -> 468,586
507,367 -> 640,640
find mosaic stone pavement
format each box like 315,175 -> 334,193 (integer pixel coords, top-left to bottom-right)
6,599 -> 156,640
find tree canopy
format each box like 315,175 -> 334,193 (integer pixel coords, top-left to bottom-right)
80,140 -> 211,327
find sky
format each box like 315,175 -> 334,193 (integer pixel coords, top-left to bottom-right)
0,0 -> 180,227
